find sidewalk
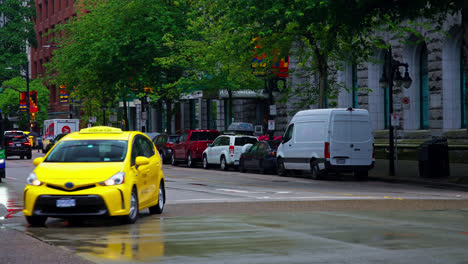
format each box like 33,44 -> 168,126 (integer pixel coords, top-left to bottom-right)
369,159 -> 468,191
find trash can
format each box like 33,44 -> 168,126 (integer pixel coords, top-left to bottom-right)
418,137 -> 450,178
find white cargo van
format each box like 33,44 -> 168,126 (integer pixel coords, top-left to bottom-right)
276,108 -> 374,179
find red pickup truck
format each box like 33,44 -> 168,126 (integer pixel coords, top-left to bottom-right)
172,129 -> 220,167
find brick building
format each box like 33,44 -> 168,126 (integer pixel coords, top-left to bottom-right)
30,0 -> 75,119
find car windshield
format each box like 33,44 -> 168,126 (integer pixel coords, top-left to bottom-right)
189,132 -> 219,141
234,137 -> 258,146
45,140 -> 128,162
168,135 -> 179,142
6,136 -> 28,143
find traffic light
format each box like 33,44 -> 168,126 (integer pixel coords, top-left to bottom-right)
19,92 -> 27,112
30,91 -> 38,113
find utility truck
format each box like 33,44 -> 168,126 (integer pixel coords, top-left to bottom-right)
43,119 -> 80,152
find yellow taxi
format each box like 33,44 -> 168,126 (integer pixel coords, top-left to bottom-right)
23,126 -> 165,226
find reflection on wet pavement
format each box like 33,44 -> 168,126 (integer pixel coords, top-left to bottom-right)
9,209 -> 468,264
0,185 -> 23,220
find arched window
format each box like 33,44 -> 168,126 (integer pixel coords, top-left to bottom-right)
420,45 -> 429,129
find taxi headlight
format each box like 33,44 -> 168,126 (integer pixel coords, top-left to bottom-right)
100,172 -> 125,186
26,173 -> 43,186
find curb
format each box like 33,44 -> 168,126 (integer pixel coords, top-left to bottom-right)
369,175 -> 468,192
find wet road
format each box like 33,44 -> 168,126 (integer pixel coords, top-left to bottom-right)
1,152 -> 468,263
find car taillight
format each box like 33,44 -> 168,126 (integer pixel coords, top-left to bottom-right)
7,142 -> 13,146
23,141 -> 31,146
229,145 -> 235,156
372,143 -> 375,159
165,143 -> 173,148
324,142 -> 330,159
269,151 -> 276,156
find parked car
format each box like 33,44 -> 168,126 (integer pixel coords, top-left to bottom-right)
43,133 -> 69,153
239,140 -> 280,174
276,108 -> 374,180
152,134 -> 180,164
202,135 -> 258,170
23,126 -> 165,226
172,130 -> 219,167
5,134 -> 32,159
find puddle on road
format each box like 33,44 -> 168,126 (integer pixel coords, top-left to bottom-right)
0,185 -> 23,220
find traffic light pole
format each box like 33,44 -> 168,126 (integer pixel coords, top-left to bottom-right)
26,61 -> 31,132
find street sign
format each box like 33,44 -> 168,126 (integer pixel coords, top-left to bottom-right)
391,113 -> 400,127
109,115 -> 117,122
61,126 -> 71,133
268,120 -> 275,131
269,105 -> 277,116
89,116 -> 97,123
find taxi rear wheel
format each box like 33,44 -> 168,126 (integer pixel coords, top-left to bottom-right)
26,216 -> 47,227
149,182 -> 165,214
123,188 -> 139,224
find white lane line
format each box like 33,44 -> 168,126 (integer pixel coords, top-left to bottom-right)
216,189 -> 265,194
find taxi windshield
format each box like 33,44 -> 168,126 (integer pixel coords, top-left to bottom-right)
45,140 -> 128,162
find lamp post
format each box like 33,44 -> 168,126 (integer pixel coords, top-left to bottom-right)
379,47 -> 412,176
26,61 -> 31,132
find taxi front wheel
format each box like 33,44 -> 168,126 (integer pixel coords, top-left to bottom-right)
26,216 -> 47,227
122,188 -> 139,224
149,183 -> 165,214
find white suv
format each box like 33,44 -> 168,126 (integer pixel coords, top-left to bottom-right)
202,135 -> 258,170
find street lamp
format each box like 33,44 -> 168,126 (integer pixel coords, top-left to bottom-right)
262,77 -> 286,139
379,47 -> 412,176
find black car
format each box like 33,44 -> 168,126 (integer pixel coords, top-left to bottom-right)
5,135 -> 32,159
152,134 -> 179,164
239,140 -> 280,174
44,133 -> 68,153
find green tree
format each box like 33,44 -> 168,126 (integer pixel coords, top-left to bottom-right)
47,0 -> 193,132
0,77 -> 49,131
190,0 -> 377,109
0,0 -> 37,82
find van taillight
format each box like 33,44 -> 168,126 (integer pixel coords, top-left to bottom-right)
165,143 -> 173,148
324,142 -> 330,159
229,145 -> 235,156
372,143 -> 375,159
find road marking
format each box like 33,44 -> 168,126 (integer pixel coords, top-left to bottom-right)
216,189 -> 265,194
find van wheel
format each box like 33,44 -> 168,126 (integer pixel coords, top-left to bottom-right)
220,156 -> 228,171
202,155 -> 210,169
277,158 -> 288,176
311,161 -> 325,180
354,170 -> 369,181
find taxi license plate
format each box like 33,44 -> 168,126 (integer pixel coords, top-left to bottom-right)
336,158 -> 345,165
56,199 -> 76,208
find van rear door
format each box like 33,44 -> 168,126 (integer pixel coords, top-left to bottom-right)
330,112 -> 373,166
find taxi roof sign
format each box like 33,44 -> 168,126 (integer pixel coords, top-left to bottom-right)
79,126 -> 123,134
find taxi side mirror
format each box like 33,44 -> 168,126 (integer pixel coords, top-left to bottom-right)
33,157 -> 44,166
135,156 -> 150,166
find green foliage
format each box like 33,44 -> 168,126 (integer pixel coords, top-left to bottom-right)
0,77 -> 49,130
0,0 -> 37,83
46,0 -> 194,119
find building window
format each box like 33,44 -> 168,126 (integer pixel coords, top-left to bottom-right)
51,0 -> 54,15
38,4 -> 42,21
206,100 -> 217,130
420,45 -> 429,129
462,55 -> 467,128
352,64 -> 358,108
45,0 -> 48,17
224,99 -> 232,130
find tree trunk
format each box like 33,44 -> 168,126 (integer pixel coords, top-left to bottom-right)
463,7 -> 468,132
314,46 -> 327,109
228,89 -> 233,126
166,100 -> 172,134
122,96 -> 129,131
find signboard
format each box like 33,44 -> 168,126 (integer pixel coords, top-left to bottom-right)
402,97 -> 410,109
61,126 -> 71,133
89,116 -> 97,123
269,105 -> 277,116
87,123 -> 92,128
391,113 -> 400,127
268,120 -> 275,131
